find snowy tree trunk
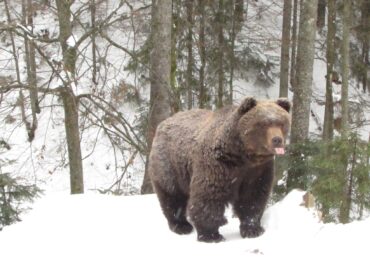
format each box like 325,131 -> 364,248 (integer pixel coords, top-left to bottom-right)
21,0 -> 38,142
290,0 -> 298,90
198,0 -> 206,109
279,0 -> 292,98
317,0 -> 326,30
186,0 -> 194,109
61,88 -> 84,194
56,0 -> 84,194
340,0 -> 350,136
170,1 -> 180,112
26,0 -> 40,110
4,0 -> 21,83
290,0 -> 318,143
90,0 -> 97,85
322,0 -> 336,141
56,0 -> 77,76
339,0 -> 352,224
228,0 -> 244,104
287,0 -> 318,191
141,0 -> 173,194
216,0 -> 225,109
361,0 -> 369,93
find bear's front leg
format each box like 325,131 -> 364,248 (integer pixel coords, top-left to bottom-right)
187,196 -> 227,243
239,217 -> 265,238
234,161 -> 274,238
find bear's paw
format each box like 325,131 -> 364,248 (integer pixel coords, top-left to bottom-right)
240,223 -> 265,238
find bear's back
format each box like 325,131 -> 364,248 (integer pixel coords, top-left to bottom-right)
155,106 -> 236,145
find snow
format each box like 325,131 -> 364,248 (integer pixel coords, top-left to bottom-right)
66,35 -> 77,48
0,189 -> 369,260
1,1 -> 370,258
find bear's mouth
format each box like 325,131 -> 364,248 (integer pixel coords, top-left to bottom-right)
274,147 -> 285,155
247,153 -> 274,159
250,147 -> 285,157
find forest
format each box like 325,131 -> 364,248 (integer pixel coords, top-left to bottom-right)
0,0 -> 369,230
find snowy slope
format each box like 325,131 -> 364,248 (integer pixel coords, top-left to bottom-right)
0,190 -> 369,260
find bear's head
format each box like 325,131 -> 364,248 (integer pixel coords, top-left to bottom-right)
236,97 -> 291,161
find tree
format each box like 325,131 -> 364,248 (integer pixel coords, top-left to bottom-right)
287,0 -> 318,191
90,0 -> 98,86
186,0 -> 194,109
22,0 -> 39,142
290,0 -> 299,89
322,0 -> 336,141
141,0 -> 173,194
228,0 -> 244,103
0,1 -> 150,196
360,0 -> 369,92
170,0 -> 181,112
0,174 -> 40,229
317,0 -> 326,30
290,0 -> 318,143
55,0 -> 84,194
279,0 -> 292,97
198,0 -> 207,108
339,0 -> 351,224
0,140 -> 40,229
216,0 -> 225,109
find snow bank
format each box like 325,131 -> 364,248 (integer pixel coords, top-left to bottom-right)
0,190 -> 369,260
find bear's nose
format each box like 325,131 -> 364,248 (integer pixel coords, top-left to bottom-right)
272,136 -> 283,147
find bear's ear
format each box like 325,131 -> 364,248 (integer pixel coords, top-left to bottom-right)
238,97 -> 257,115
276,98 -> 291,113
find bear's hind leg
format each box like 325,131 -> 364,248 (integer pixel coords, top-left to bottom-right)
153,183 -> 193,235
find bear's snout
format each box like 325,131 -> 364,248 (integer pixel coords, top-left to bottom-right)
271,136 -> 283,147
266,127 -> 284,147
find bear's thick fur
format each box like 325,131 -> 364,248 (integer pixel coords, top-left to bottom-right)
149,97 -> 291,242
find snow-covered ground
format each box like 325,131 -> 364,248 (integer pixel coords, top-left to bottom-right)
0,189 -> 369,260
1,1 -> 370,258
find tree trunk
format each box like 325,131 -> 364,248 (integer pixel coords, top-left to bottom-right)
141,0 -> 173,194
279,0 -> 292,98
91,0 -> 98,85
340,0 -> 350,136
229,0 -> 236,104
27,0 -> 40,116
56,0 -> 84,194
361,0 -> 370,93
322,0 -> 335,141
56,0 -> 77,76
287,0 -> 318,191
338,0 -> 351,224
24,0 -> 39,142
317,0 -> 326,30
216,0 -> 225,109
228,0 -> 243,104
4,0 -> 21,83
186,0 -> 194,109
339,136 -> 357,224
234,0 -> 244,32
359,133 -> 370,218
290,0 -> 318,143
61,88 -> 84,194
170,1 -> 181,112
198,0 -> 206,108
290,0 -> 298,90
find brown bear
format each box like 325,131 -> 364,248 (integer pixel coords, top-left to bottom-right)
149,97 -> 291,242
